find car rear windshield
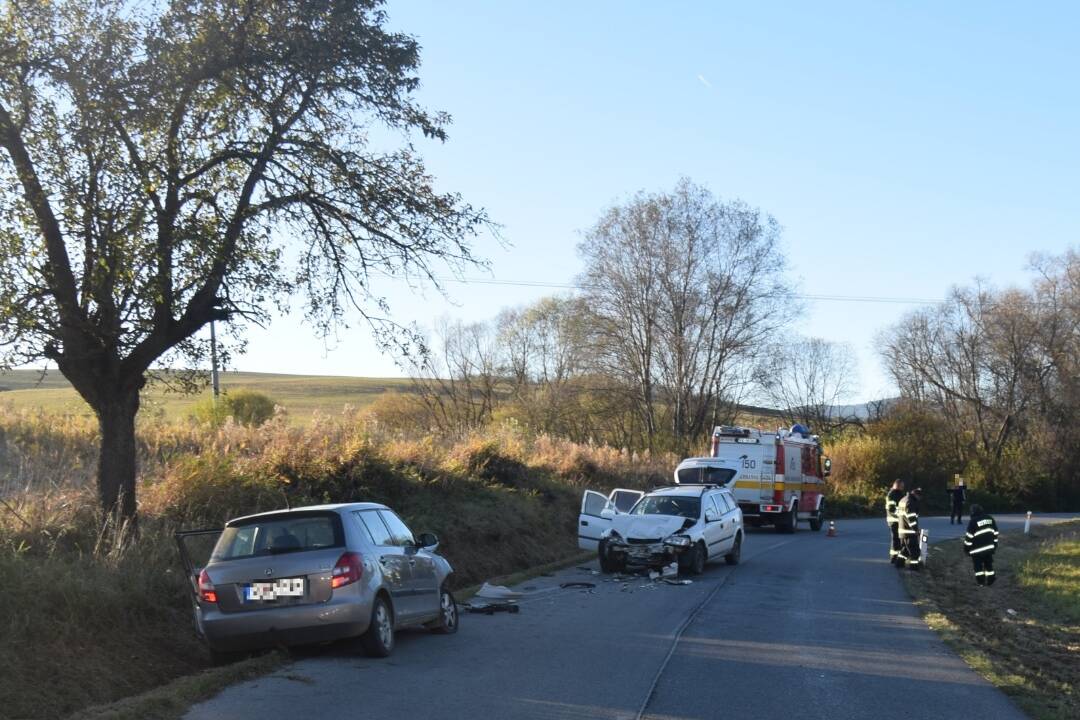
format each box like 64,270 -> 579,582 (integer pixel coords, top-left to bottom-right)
677,466 -> 736,485
631,496 -> 701,519
211,511 -> 344,561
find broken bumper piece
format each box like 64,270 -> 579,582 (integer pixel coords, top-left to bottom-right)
607,540 -> 688,568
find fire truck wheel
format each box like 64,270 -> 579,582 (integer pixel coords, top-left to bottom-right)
809,505 -> 824,532
781,506 -> 798,534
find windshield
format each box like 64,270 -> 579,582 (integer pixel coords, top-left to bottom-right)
677,466 -> 737,485
211,512 -> 344,561
630,495 -> 701,519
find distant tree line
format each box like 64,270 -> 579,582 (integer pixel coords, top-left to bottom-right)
390,179 -> 859,455
878,250 -> 1080,508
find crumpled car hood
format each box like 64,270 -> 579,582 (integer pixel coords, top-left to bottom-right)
612,514 -> 692,540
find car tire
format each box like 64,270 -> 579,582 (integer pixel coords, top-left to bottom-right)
361,595 -> 395,658
428,584 -> 458,635
809,503 -> 824,532
686,541 -> 707,575
598,539 -> 624,574
725,533 -> 742,565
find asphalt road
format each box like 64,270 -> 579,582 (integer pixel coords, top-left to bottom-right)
185,513 -> 1077,720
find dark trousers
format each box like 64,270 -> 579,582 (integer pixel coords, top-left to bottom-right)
888,522 -> 902,559
950,502 -> 963,524
900,532 -> 921,566
973,553 -> 995,585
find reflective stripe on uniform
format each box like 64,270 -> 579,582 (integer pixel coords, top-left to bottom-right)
969,545 -> 995,554
973,528 -> 997,537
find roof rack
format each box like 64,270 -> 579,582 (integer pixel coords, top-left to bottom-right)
652,483 -> 720,495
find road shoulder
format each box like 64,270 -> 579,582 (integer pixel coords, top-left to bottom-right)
904,519 -> 1080,720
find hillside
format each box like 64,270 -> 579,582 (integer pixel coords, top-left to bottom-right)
0,369 -> 414,423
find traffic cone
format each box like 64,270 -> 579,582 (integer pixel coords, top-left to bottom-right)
827,521 -> 837,537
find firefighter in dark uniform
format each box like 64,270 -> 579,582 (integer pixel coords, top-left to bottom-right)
947,478 -> 967,524
896,487 -> 923,570
886,479 -> 906,564
963,504 -> 1000,585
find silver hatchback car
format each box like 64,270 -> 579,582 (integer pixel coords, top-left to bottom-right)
176,503 -> 457,661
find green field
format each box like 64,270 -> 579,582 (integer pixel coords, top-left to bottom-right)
906,521 -> 1080,720
0,369 -> 413,423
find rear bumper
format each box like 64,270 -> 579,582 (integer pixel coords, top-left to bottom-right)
199,594 -> 372,652
739,503 -> 788,522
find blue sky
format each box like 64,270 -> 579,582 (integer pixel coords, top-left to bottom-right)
235,0 -> 1078,402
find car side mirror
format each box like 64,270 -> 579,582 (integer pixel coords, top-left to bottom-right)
705,507 -> 719,522
600,507 -> 616,519
416,532 -> 439,551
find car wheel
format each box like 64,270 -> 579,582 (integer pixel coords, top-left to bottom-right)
429,584 -> 458,635
598,539 -> 624,573
809,503 -> 824,532
687,541 -> 707,575
725,533 -> 742,565
362,595 -> 395,658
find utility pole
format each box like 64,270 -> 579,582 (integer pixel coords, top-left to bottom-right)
210,320 -> 220,401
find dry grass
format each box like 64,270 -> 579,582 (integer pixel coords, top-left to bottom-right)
0,409 -> 673,719
905,521 -> 1080,720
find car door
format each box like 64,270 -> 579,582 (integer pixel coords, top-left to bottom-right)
354,510 -> 414,620
702,494 -> 728,558
379,509 -> 440,619
579,490 -> 614,551
608,488 -> 645,514
719,491 -> 741,551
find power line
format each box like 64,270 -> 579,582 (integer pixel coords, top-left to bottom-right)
416,275 -> 941,305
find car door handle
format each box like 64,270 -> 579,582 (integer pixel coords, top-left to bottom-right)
581,520 -> 588,526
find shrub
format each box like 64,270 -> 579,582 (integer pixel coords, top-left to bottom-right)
191,389 -> 278,428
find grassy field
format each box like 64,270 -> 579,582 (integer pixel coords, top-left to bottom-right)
0,369 -> 414,422
0,411 -> 675,720
905,520 -> 1080,720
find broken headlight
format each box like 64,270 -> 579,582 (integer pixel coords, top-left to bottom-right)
663,534 -> 691,547
603,528 -> 622,541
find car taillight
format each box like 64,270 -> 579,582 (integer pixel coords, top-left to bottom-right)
198,569 -> 218,604
331,552 -> 363,589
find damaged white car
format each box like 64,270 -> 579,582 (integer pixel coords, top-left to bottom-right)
578,485 -> 743,575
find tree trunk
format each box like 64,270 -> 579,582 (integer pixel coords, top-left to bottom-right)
96,388 -> 140,521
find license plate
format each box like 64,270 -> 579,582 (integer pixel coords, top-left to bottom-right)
244,578 -> 305,601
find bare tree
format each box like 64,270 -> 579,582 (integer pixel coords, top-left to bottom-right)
408,318 -> 500,435
757,336 -> 859,434
578,179 -> 793,452
882,283 -> 1048,491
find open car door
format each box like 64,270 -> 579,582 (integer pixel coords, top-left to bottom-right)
175,528 -> 223,606
608,488 -> 644,514
578,489 -> 645,551
578,490 -> 615,551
